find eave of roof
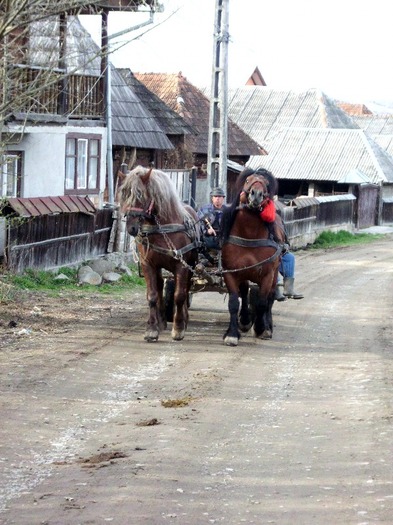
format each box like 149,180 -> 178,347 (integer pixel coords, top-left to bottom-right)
6,196 -> 96,217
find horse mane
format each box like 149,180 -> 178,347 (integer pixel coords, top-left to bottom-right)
119,166 -> 189,222
221,166 -> 278,241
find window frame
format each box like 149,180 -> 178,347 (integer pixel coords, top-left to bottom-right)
65,133 -> 101,195
1,152 -> 22,198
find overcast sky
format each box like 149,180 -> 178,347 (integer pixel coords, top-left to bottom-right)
80,0 -> 393,108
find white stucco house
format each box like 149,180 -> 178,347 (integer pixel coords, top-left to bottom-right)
1,16 -> 108,207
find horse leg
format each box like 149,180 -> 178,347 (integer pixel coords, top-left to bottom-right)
253,289 -> 275,340
264,292 -> 275,337
156,270 -> 167,331
171,269 -> 190,341
224,291 -> 241,346
238,281 -> 252,332
143,268 -> 161,342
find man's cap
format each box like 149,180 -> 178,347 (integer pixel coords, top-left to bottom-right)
210,187 -> 225,197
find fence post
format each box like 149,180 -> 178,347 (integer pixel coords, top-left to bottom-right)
189,167 -> 197,210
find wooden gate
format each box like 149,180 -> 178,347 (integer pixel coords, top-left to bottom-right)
355,185 -> 379,228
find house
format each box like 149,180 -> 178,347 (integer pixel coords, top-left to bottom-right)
110,66 -> 181,181
0,2 -> 170,270
350,113 -> 393,222
225,86 -> 393,226
245,66 -> 267,86
2,15 -> 107,206
118,68 -> 196,170
1,13 -> 181,205
134,72 -> 264,204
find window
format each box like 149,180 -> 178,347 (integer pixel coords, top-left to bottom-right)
1,153 -> 22,198
65,134 -> 101,194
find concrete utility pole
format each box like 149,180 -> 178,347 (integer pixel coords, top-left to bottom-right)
207,0 -> 229,201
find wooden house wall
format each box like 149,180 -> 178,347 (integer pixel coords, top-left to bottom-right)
6,209 -> 113,273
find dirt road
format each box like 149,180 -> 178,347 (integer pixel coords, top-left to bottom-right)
1,236 -> 393,524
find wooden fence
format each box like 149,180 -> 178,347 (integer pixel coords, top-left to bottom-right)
281,195 -> 356,248
5,209 -> 113,273
0,188 -> 379,273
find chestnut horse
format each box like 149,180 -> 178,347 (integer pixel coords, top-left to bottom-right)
221,168 -> 284,346
119,166 -> 200,342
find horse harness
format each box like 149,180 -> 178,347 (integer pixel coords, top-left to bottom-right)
222,236 -> 283,272
126,195 -> 283,276
126,203 -> 201,267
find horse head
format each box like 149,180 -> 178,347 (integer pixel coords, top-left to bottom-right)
241,173 -> 270,211
118,167 -> 156,236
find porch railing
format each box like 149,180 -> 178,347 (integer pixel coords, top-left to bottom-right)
8,64 -> 104,119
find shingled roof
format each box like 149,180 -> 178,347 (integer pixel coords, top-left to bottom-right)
134,72 -> 263,157
118,68 -> 195,137
29,16 -> 101,75
111,67 -> 174,150
247,128 -> 393,185
225,87 -> 359,150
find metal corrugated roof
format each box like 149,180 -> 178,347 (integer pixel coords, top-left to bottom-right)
291,194 -> 356,208
339,169 -> 372,184
247,128 -> 393,185
225,87 -> 359,149
6,196 -> 96,217
352,115 -> 393,135
315,194 -> 356,203
373,135 -> 393,157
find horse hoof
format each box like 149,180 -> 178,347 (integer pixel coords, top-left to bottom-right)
239,321 -> 252,333
171,328 -> 185,341
256,329 -> 272,340
224,336 -> 239,346
144,330 -> 159,342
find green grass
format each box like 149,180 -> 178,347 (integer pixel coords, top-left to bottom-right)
311,229 -> 383,249
0,265 -> 145,303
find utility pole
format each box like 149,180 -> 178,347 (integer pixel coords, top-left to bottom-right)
206,0 -> 229,201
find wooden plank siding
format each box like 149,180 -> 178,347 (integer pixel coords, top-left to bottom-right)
6,209 -> 113,273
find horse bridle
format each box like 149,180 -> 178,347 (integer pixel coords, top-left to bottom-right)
126,199 -> 155,221
242,175 -> 270,211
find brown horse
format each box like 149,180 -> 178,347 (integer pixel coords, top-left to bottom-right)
119,166 -> 200,342
221,168 -> 284,346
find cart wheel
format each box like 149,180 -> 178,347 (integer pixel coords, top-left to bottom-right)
163,278 -> 175,322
